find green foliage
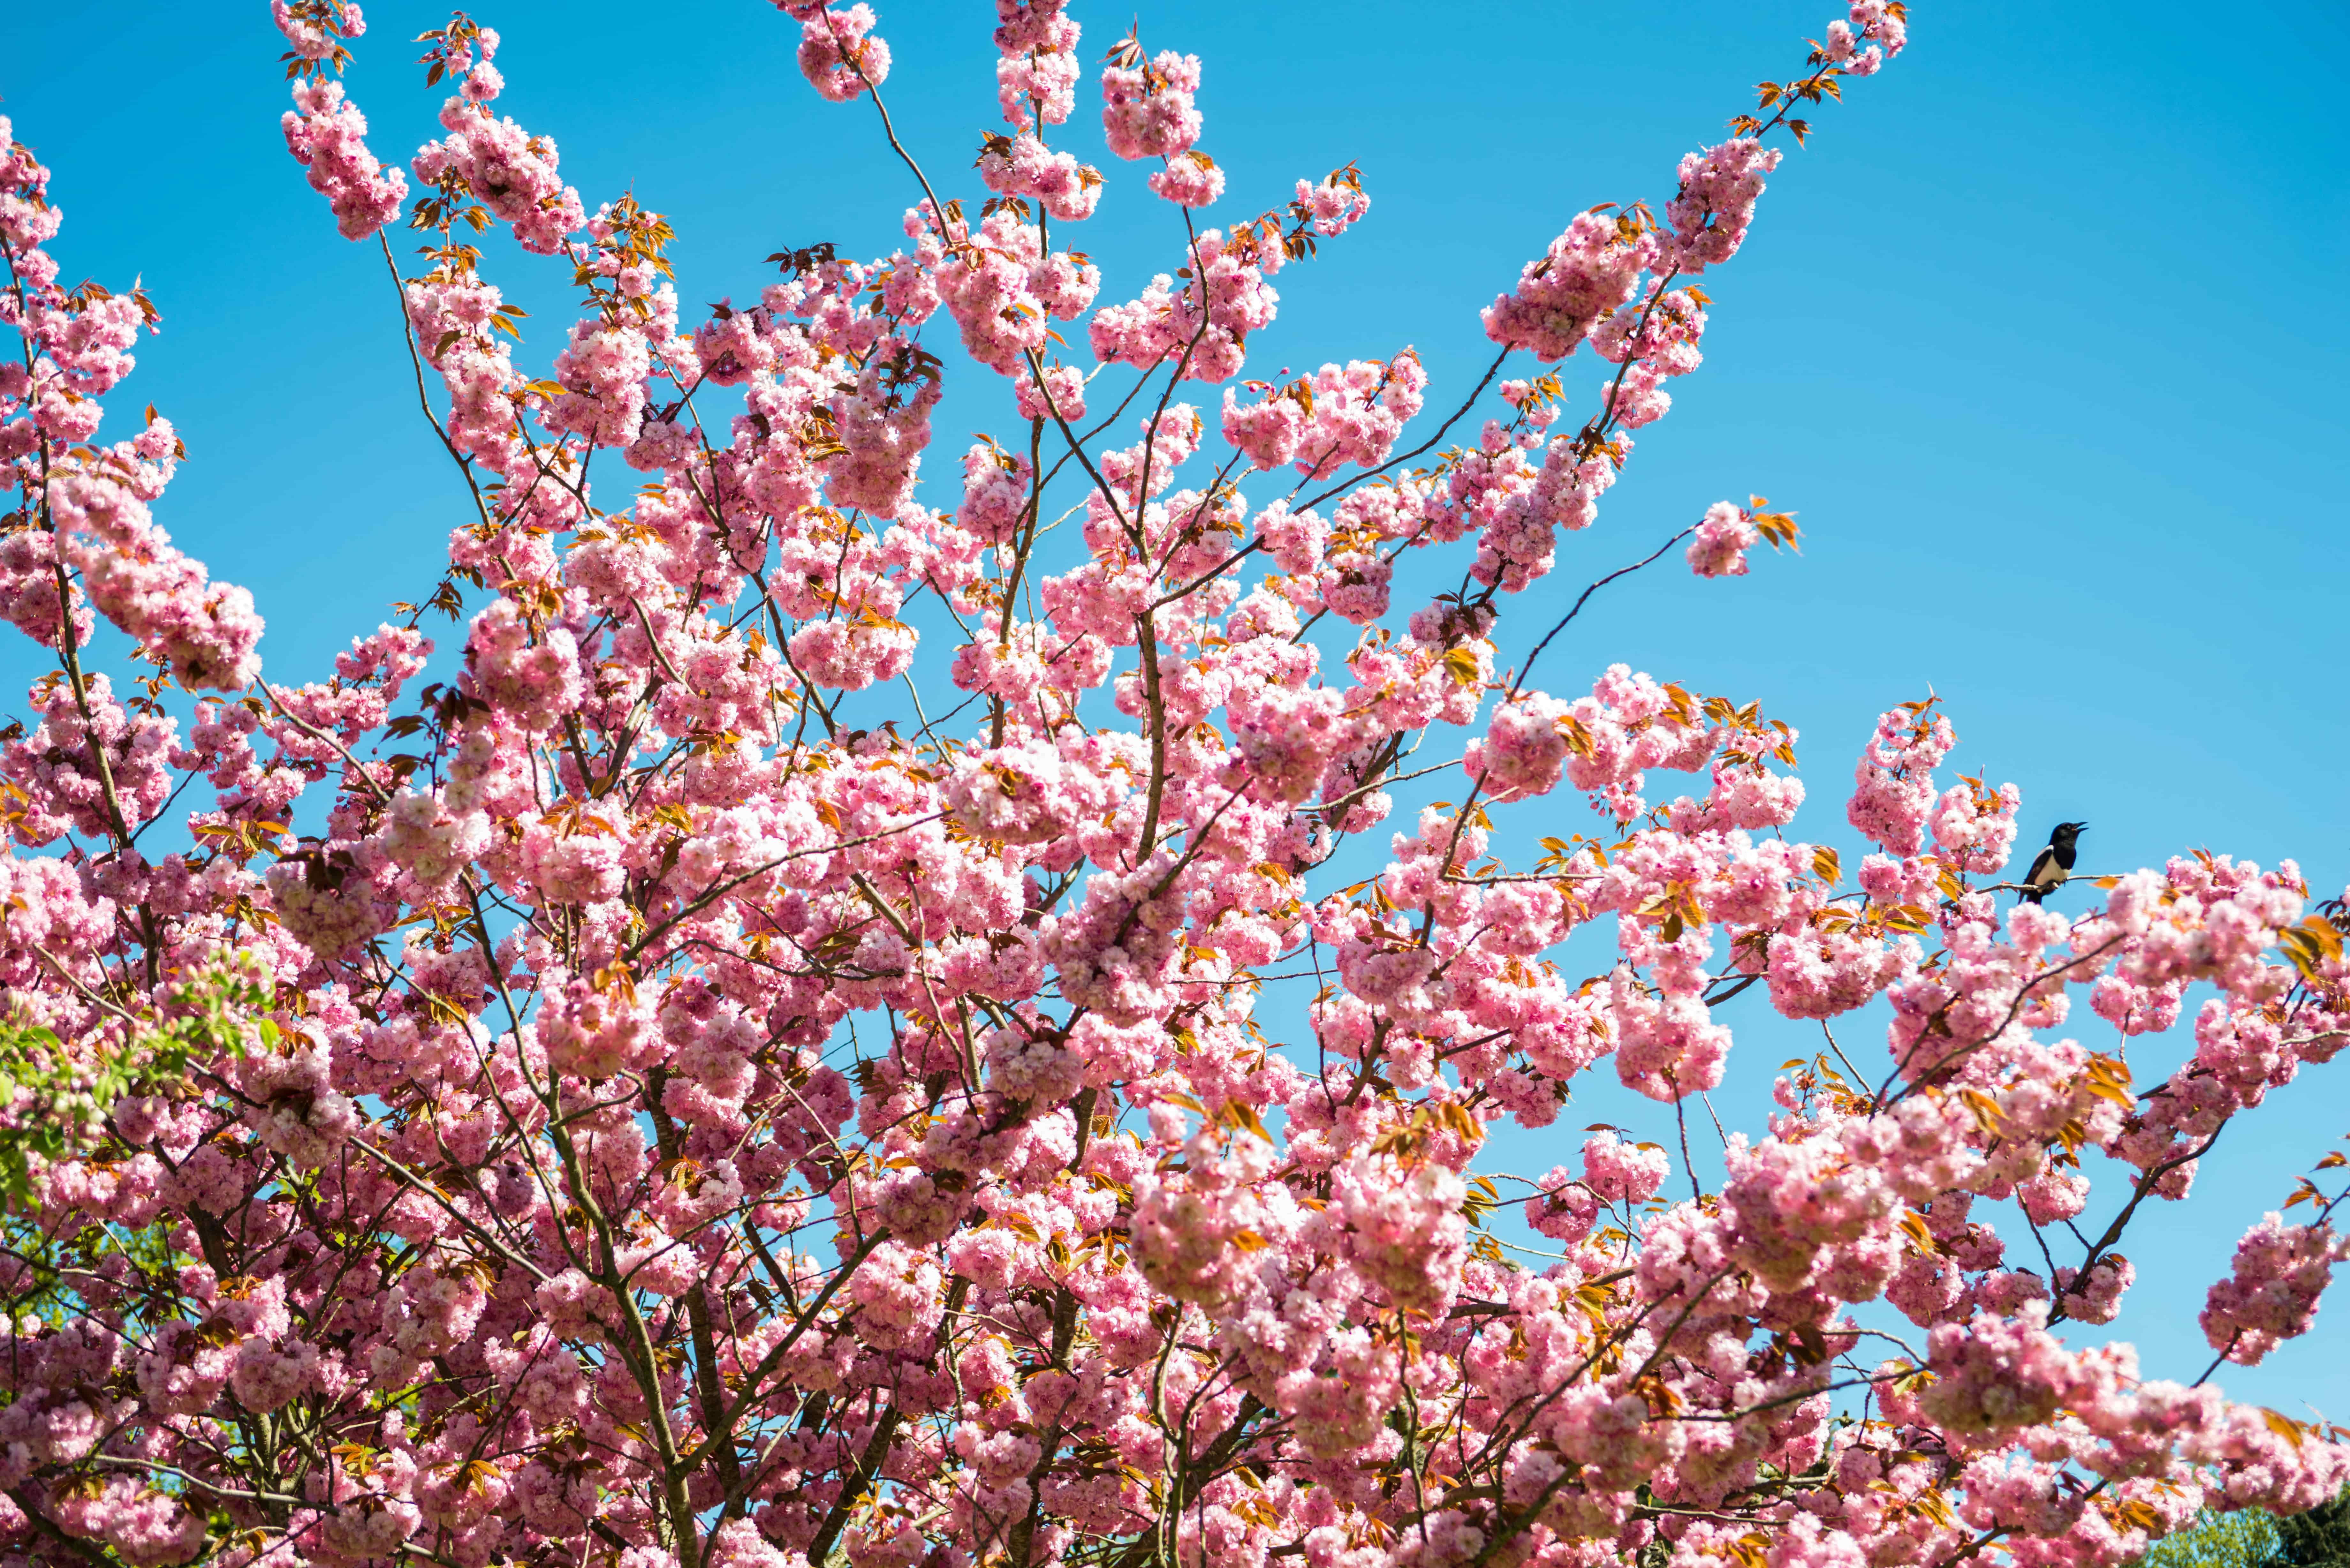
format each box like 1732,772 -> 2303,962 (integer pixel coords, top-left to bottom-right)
2141,1509 -> 2282,1568
2145,1487 -> 2350,1568
0,959 -> 275,1203
2275,1487 -> 2350,1568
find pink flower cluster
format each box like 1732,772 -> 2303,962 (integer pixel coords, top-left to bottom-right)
1219,351 -> 1426,477
1100,47 -> 1204,161
1,11 -> 2342,1568
278,77 -> 408,241
1827,0 -> 1911,77
413,99 -> 587,255
1665,139 -> 1783,273
268,3 -> 406,239
1687,498 -> 1761,577
2201,1213 -> 2343,1366
1089,223 -> 1287,385
933,207 -> 1101,375
1595,282 -> 1709,430
44,462 -> 264,692
780,1 -> 892,102
1148,149 -> 1225,210
1294,173 -> 1371,236
994,0 -> 1082,125
1848,699 -> 1957,856
977,131 -> 1104,222
1482,208 -> 1653,362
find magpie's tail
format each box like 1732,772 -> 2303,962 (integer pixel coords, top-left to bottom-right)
2020,887 -> 2046,904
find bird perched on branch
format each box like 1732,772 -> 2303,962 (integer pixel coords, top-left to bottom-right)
2021,822 -> 2086,903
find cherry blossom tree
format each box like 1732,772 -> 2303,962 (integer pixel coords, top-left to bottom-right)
2,4 -> 2347,1568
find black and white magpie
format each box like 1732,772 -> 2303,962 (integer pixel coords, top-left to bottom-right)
2020,822 -> 2086,903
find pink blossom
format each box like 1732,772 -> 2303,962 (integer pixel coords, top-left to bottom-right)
1664,139 -> 1783,274
794,4 -> 892,101
1101,49 -> 1204,161
0,18 -> 2328,1568
1847,700 -> 1955,856
1483,210 -> 1655,361
277,68 -> 406,241
2201,1213 -> 2342,1365
1686,499 -> 1761,577
1147,150 -> 1225,209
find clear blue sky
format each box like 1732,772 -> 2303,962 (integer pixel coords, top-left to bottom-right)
5,1 -> 2346,1420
